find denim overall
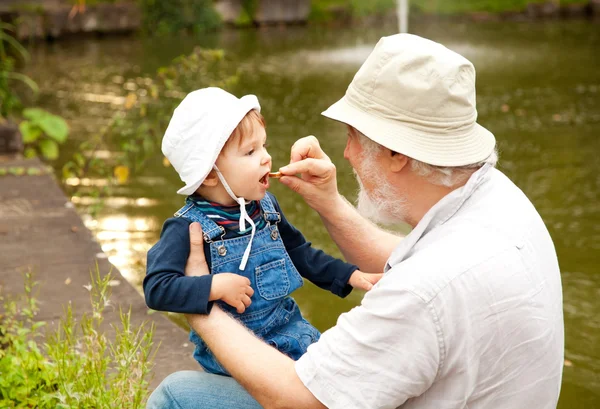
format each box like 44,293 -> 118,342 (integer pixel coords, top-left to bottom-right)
175,194 -> 321,376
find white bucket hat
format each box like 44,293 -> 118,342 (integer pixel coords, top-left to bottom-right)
322,33 -> 496,167
162,87 -> 260,196
162,87 -> 261,270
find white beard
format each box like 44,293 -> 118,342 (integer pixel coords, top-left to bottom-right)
354,165 -> 407,226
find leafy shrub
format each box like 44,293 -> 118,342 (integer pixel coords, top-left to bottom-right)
0,270 -> 157,408
19,108 -> 69,160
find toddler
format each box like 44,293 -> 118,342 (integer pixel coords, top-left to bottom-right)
144,87 -> 379,376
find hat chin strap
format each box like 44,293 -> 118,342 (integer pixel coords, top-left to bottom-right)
213,165 -> 255,271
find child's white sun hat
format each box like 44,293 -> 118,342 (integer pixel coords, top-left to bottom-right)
162,87 -> 261,270
162,87 -> 261,196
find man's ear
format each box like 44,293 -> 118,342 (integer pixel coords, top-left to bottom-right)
389,150 -> 409,173
202,170 -> 219,187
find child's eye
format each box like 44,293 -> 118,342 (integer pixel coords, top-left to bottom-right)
246,149 -> 255,156
263,143 -> 269,149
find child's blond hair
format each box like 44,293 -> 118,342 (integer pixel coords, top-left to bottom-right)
224,109 -> 266,150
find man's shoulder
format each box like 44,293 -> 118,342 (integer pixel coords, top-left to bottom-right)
387,222 -> 521,303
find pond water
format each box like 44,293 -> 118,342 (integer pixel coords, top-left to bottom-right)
24,19 -> 599,407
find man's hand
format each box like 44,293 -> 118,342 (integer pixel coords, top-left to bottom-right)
349,270 -> 384,291
185,222 -> 210,277
278,135 -> 341,213
210,273 -> 254,313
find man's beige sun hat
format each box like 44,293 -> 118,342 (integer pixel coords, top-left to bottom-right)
322,33 -> 496,166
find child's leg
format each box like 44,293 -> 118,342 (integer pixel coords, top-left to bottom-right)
147,370 -> 262,409
269,306 -> 321,361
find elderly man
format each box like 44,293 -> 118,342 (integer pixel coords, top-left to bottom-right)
147,34 -> 564,409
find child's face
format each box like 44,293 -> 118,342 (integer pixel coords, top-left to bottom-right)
215,122 -> 272,202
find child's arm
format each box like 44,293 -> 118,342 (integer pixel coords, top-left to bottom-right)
144,218 -> 253,314
144,218 -> 214,313
269,194 -> 379,298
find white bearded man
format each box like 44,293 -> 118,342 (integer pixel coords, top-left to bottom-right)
147,33 -> 564,409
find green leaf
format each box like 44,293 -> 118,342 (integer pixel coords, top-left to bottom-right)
39,140 -> 59,160
0,30 -> 30,62
38,115 -> 69,143
5,72 -> 38,94
24,147 -> 37,158
22,108 -> 48,121
19,121 -> 42,143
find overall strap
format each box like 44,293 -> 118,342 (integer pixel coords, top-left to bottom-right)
174,199 -> 225,242
260,194 -> 281,224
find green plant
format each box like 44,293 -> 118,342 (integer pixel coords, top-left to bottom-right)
0,272 -> 56,406
62,47 -> 239,210
19,108 -> 69,160
0,269 -> 157,408
0,22 -> 38,119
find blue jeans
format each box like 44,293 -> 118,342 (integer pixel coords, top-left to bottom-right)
147,371 -> 263,409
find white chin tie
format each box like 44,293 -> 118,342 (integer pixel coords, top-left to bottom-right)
213,165 -> 256,271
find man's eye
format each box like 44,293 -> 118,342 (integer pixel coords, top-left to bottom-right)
246,149 -> 255,156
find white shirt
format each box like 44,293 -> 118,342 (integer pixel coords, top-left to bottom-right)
296,165 -> 564,409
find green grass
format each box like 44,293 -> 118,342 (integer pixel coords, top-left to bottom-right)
0,269 -> 157,408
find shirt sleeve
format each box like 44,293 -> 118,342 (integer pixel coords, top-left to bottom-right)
295,269 -> 441,409
143,217 -> 214,314
268,193 -> 358,298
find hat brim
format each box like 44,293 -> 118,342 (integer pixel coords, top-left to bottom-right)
322,97 -> 496,167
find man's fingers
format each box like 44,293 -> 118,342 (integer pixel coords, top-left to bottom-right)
279,175 -> 311,194
290,135 -> 327,163
185,222 -> 208,276
189,222 -> 204,247
280,158 -> 334,178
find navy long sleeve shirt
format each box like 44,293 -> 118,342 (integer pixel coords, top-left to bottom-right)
144,193 -> 358,314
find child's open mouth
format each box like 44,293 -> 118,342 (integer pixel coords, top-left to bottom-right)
259,172 -> 270,189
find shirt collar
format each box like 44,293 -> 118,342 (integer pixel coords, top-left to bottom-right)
385,164 -> 493,272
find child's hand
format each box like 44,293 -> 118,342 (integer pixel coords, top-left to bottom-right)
210,273 -> 254,313
349,270 -> 384,292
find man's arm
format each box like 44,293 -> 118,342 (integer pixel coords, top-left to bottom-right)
184,222 -> 439,409
187,309 -> 325,409
183,222 -> 325,409
279,136 -> 403,273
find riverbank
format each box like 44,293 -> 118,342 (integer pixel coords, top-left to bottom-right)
1,0 -> 598,41
0,155 -> 197,389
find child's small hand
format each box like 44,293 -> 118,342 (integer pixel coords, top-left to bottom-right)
349,270 -> 384,292
210,273 -> 254,313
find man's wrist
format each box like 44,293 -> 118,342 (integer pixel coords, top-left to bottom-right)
318,193 -> 349,223
186,305 -> 225,333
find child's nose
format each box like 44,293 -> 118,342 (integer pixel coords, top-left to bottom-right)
262,151 -> 272,165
